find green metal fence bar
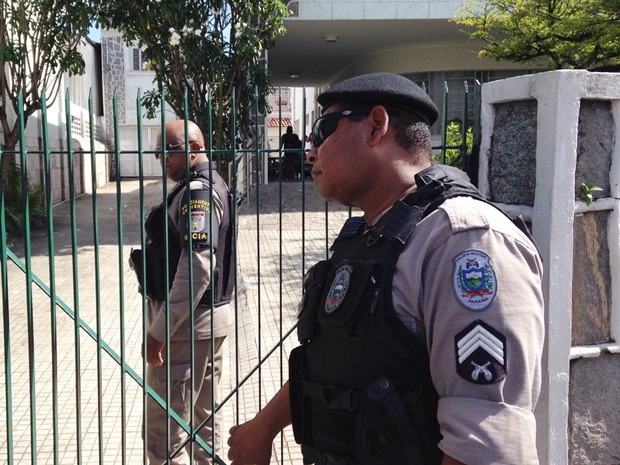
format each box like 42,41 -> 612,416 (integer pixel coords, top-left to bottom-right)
0,148 -> 14,465
20,90 -> 39,465
253,86 -> 264,419
472,80 -> 483,186
41,89 -> 61,465
232,87 -> 242,432
181,89 -> 197,463
1,107 -> 14,465
136,89 -> 149,465
161,92 -> 173,465
229,86 -> 240,465
463,81 -> 470,165
277,86 -> 286,461
204,91 -> 218,463
441,81 -> 449,164
301,88 -> 308,271
87,90 -> 106,465
64,89 -> 83,465
111,89 -> 129,465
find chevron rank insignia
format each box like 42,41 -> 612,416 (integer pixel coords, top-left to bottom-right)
455,320 -> 507,384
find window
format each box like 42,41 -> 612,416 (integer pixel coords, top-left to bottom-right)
132,48 -> 148,71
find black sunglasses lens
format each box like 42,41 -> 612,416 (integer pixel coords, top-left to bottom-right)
312,120 -> 322,147
312,117 -> 337,148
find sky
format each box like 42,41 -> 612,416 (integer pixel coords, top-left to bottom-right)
88,25 -> 101,42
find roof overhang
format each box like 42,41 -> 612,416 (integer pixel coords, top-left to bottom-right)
266,18 -> 470,88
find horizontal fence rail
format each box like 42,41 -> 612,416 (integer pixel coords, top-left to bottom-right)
0,82 -> 478,464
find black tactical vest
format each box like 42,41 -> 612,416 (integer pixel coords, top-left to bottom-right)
289,165 -> 519,465
140,162 -> 235,307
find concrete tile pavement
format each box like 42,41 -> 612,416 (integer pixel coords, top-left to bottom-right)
0,176 -> 357,464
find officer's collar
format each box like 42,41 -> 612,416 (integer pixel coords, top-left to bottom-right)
191,161 -> 213,173
367,186 -> 417,228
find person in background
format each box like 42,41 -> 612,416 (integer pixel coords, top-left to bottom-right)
227,73 -> 544,465
280,125 -> 303,180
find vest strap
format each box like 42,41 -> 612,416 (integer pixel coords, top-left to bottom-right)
303,380 -> 361,412
367,376 -> 425,464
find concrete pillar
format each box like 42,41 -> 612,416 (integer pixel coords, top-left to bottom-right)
478,70 -> 620,465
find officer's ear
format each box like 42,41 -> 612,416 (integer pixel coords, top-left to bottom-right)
368,105 -> 389,147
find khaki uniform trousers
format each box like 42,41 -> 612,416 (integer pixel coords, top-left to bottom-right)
145,336 -> 226,464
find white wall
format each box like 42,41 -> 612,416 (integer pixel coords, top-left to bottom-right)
297,0 -> 463,20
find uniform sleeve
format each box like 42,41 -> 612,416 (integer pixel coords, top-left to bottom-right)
148,180 -> 224,342
396,197 -> 544,465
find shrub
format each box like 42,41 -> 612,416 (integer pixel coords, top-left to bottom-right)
3,163 -> 48,236
434,121 -> 473,169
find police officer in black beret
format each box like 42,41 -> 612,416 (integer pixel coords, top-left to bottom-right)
227,73 -> 544,465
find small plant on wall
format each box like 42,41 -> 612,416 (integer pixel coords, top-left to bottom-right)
579,182 -> 603,206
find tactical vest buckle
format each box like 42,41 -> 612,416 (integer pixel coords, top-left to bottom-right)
319,386 -> 360,412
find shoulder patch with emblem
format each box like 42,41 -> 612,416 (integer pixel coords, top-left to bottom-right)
180,188 -> 217,248
452,249 -> 497,311
325,265 -> 352,314
455,320 -> 507,384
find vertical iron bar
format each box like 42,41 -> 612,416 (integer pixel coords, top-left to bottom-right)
233,87 -> 240,425
136,90 -> 149,465
20,89 -> 37,465
253,86 -> 263,410
278,88 -> 283,186
301,87 -> 307,272
277,86 -> 284,463
207,88 -> 218,462
441,81 -> 449,164
1,102 -> 13,465
472,80 -> 482,187
160,89 -> 172,464
206,87 -> 217,463
461,81 -> 469,171
324,202 -> 329,260
41,89 -> 60,465
112,90 -> 128,465
230,87 -> 241,436
181,89 -> 196,462
88,90 -> 105,465
65,88 -> 83,465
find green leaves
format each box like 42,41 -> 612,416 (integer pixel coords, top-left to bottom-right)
1,0 -> 98,151
97,0 -> 287,150
579,182 -> 603,206
454,0 -> 620,70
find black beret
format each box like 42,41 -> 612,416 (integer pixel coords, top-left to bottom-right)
317,72 -> 439,126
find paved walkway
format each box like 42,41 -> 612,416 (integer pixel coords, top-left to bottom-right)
0,177 -> 356,464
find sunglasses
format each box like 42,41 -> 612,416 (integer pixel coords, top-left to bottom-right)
310,109 -> 369,148
154,142 -> 185,159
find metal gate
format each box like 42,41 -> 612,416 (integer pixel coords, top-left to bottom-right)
1,82 -> 478,465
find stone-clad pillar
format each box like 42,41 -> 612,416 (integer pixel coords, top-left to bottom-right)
478,70 -> 620,465
101,30 -> 126,181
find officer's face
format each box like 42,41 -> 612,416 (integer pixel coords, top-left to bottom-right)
155,139 -> 188,182
306,104 -> 371,207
